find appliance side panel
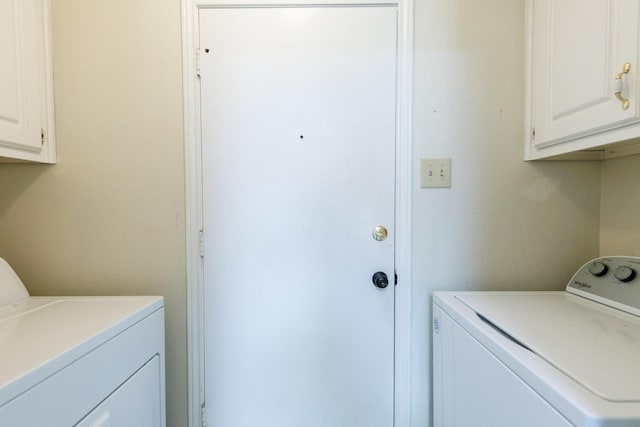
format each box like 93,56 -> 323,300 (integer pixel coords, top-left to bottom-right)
0,309 -> 164,425
75,355 -> 162,427
432,303 -> 453,427
439,305 -> 572,427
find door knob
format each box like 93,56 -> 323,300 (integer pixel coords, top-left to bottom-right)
372,271 -> 389,289
372,225 -> 388,241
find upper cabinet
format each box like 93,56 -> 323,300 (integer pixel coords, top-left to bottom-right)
0,0 -> 55,163
525,0 -> 640,160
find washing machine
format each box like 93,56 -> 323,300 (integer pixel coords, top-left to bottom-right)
433,256 -> 640,427
0,258 -> 165,426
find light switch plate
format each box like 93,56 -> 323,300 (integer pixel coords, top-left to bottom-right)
421,158 -> 451,188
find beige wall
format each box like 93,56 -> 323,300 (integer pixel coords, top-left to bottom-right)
411,0 -> 601,424
601,155 -> 640,256
0,0 -> 187,425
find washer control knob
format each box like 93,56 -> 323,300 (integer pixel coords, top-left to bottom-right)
614,266 -> 636,282
588,262 -> 608,277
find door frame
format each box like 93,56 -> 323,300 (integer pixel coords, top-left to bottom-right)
181,1 -> 413,426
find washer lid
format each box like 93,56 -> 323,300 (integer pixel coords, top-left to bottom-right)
457,292 -> 640,402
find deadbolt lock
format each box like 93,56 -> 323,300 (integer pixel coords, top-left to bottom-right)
372,271 -> 389,289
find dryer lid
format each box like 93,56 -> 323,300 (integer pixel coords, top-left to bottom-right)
458,292 -> 640,402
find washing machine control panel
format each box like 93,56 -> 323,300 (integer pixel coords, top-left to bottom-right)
567,256 -> 640,316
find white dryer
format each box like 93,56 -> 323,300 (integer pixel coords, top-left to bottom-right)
0,258 -> 165,426
433,256 -> 640,427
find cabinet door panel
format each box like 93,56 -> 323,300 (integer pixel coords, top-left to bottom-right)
532,0 -> 640,148
0,1 -> 20,123
0,0 -> 52,161
550,0 -> 608,117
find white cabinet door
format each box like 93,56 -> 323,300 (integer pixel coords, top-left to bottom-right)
0,0 -> 55,163
526,0 -> 640,158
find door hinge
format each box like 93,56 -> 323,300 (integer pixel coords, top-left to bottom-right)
196,48 -> 201,77
201,401 -> 206,427
394,272 -> 398,286
199,229 -> 205,257
532,126 -> 536,141
41,128 -> 45,145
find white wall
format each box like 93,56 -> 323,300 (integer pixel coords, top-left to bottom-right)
411,1 -> 601,425
601,155 -> 640,255
0,1 -> 187,425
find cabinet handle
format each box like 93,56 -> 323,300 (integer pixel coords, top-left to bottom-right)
614,63 -> 631,110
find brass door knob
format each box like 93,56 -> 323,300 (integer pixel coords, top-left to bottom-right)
372,225 -> 388,241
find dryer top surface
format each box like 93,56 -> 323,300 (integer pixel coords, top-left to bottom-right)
0,296 -> 163,403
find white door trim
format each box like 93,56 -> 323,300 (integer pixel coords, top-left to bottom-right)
181,2 -> 413,426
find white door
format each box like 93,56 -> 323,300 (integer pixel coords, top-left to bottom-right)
200,6 -> 397,427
